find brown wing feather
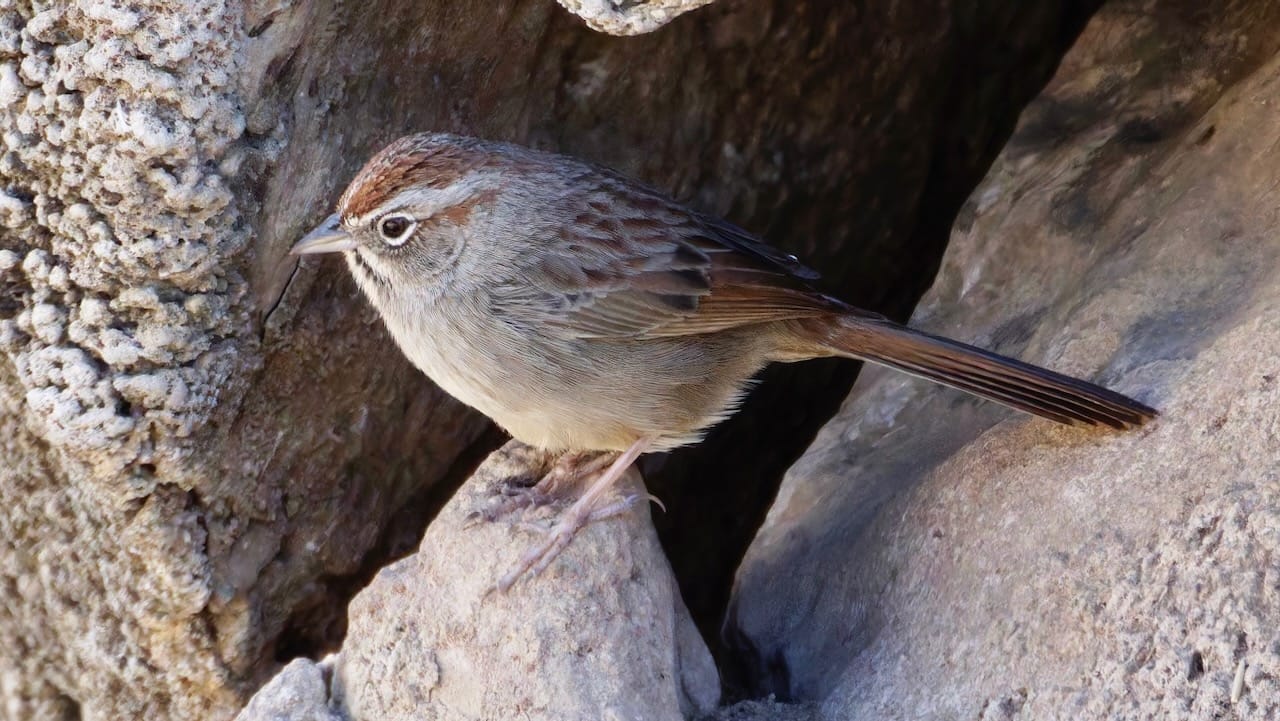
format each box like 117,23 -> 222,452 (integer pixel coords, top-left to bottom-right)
527,175 -> 836,340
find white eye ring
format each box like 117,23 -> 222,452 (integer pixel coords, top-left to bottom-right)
377,213 -> 416,246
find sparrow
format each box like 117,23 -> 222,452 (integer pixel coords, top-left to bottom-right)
291,133 -> 1156,588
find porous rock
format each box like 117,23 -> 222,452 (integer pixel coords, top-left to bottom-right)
0,3 -> 489,719
729,0 -> 1280,718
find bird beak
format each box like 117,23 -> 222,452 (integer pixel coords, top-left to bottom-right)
290,213 -> 357,255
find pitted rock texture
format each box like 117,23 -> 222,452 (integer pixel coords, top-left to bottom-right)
0,2 -> 489,719
0,3 -> 257,719
1,0 -> 247,478
729,1 -> 1280,718
2,0 -> 1108,718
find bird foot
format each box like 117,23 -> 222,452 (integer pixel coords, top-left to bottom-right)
488,437 -> 656,591
465,450 -> 615,527
464,485 -> 554,528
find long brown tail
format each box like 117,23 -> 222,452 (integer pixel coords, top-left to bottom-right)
799,313 -> 1157,429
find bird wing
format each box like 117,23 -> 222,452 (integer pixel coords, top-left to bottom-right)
500,172 -> 843,341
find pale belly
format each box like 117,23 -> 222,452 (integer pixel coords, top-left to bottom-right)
381,303 -> 774,453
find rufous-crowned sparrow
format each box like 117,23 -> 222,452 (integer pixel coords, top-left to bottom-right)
291,133 -> 1156,589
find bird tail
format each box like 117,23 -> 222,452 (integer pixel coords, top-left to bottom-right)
796,313 -> 1157,430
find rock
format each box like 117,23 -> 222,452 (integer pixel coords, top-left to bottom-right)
0,1 -> 490,718
728,0 -> 1280,718
322,442 -> 718,720
239,445 -> 721,721
556,0 -> 717,35
233,659 -> 343,721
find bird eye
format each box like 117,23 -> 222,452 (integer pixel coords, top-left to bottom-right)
377,214 -> 415,245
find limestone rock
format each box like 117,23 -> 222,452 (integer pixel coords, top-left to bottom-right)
0,2 -> 488,718
729,1 -> 1280,718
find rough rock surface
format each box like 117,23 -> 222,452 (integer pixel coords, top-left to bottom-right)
0,0 -> 1104,717
336,443 -> 719,721
240,443 -> 719,721
232,659 -> 343,721
0,3 -> 487,719
729,1 -> 1280,718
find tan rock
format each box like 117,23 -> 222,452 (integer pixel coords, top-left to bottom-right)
729,1 -> 1280,718
331,443 -> 719,721
233,659 -> 342,721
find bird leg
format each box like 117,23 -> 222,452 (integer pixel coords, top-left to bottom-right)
496,437 -> 654,591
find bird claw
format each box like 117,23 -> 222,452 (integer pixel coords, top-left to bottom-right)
466,482 -> 560,529
496,509 -> 590,592
498,481 -> 538,497
644,493 -> 667,514
514,519 -> 551,535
